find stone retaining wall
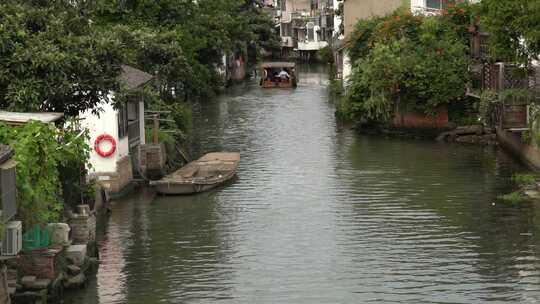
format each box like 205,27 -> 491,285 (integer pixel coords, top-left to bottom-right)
393,105 -> 449,129
497,128 -> 540,169
90,155 -> 133,196
139,143 -> 166,180
17,247 -> 63,280
69,207 -> 96,245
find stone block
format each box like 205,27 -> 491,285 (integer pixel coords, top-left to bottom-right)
12,289 -> 47,303
67,265 -> 81,275
18,248 -> 61,280
7,269 -> 16,281
64,273 -> 86,289
47,223 -> 71,246
77,205 -> 91,216
142,143 -> 167,180
66,245 -> 87,267
30,279 -> 51,290
69,213 -> 96,245
89,155 -> 133,196
21,276 -> 36,288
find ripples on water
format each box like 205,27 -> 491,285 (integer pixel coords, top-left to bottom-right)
66,66 -> 540,303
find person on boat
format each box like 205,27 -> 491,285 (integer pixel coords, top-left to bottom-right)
273,71 -> 280,82
278,68 -> 290,82
260,68 -> 270,85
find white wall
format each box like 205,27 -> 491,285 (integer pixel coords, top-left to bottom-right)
333,0 -> 343,39
80,93 -> 129,174
343,51 -> 352,88
410,0 -> 424,9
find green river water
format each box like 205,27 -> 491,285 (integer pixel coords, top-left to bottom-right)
66,65 -> 540,303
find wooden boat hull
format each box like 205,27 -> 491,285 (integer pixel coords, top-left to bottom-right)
260,79 -> 296,88
152,176 -> 233,195
150,152 -> 240,195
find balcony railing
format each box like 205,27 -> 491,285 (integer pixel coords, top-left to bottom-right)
297,40 -> 328,51
469,62 -> 540,130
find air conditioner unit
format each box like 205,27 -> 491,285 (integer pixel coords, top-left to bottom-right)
2,221 -> 22,256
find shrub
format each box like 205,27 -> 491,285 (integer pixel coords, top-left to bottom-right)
344,12 -> 471,122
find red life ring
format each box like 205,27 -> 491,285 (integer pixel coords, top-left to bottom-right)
94,134 -> 116,157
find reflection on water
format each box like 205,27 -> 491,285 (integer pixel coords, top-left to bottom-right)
66,65 -> 540,304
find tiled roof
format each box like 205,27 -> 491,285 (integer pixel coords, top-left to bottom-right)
120,65 -> 154,90
0,111 -> 63,125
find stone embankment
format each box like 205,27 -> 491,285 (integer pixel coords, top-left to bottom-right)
6,205 -> 99,304
436,125 -> 497,145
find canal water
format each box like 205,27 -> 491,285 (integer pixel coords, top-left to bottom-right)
67,65 -> 540,303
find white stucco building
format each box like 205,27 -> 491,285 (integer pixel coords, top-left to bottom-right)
80,65 -> 152,195
278,0 -> 334,59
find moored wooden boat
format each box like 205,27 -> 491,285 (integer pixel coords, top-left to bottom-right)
150,152 -> 240,195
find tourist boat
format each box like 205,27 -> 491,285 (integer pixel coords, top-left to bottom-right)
259,62 -> 297,88
150,152 -> 240,195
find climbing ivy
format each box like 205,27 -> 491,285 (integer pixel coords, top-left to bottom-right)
0,121 -> 89,228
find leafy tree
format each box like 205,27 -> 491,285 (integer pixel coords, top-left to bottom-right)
89,0 -> 279,133
0,0 -> 125,116
344,10 -> 471,123
480,0 -> 540,64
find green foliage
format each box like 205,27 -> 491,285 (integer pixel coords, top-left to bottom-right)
145,128 -> 175,147
512,173 -> 537,186
500,89 -> 533,105
0,0 -> 278,119
85,0 -> 278,132
92,0 -> 278,99
344,9 -> 472,123
498,191 -> 530,204
439,1 -> 478,44
317,46 -> 334,64
347,16 -> 386,63
346,42 -> 402,122
139,88 -> 192,138
0,0 -> 125,116
478,90 -> 498,125
0,121 -> 89,227
480,0 -> 540,64
522,130 -> 531,145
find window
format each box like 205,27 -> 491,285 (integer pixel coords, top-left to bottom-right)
307,22 -> 315,41
118,102 -> 128,138
426,0 -> 442,9
311,0 -> 318,11
127,100 -> 139,122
